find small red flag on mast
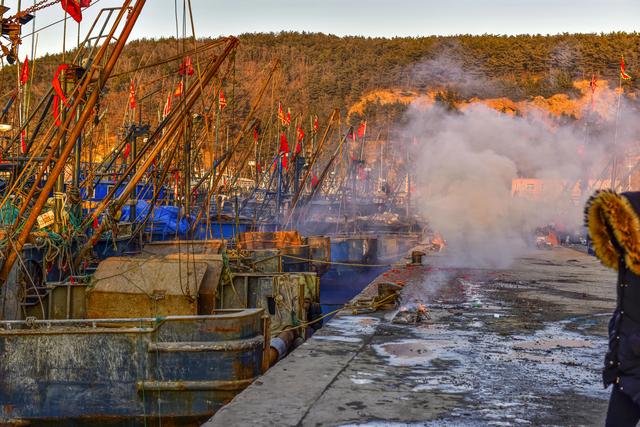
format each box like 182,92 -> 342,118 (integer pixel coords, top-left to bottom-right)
621,56 -> 632,80
279,132 -> 289,154
173,80 -> 184,98
278,102 -> 286,125
357,121 -> 367,139
20,130 -> 26,154
163,91 -> 172,119
128,79 -> 136,109
20,56 -> 28,86
52,64 -> 70,128
219,89 -> 227,110
122,142 -> 131,160
61,0 -> 83,23
179,56 -> 194,76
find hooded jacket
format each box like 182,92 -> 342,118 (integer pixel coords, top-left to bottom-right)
585,190 -> 640,402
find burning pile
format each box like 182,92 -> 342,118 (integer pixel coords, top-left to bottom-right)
392,302 -> 429,324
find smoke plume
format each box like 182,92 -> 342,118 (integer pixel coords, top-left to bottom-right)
401,84 -> 640,269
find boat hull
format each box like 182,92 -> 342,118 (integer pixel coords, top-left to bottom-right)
0,309 -> 267,426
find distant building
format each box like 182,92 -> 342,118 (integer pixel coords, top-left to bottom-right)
511,178 -> 613,204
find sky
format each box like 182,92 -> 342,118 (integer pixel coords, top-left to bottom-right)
4,0 -> 639,57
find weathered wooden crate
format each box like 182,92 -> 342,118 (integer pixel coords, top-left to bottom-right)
87,257 -> 207,318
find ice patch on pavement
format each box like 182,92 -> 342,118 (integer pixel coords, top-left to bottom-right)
372,338 -> 464,367
349,377 -> 374,385
328,316 -> 380,336
312,316 -> 380,344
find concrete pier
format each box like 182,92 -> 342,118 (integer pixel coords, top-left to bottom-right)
205,247 -> 615,426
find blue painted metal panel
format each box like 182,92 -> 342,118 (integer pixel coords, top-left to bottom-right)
0,310 -> 266,425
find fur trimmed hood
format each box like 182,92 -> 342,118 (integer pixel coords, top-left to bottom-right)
584,190 -> 640,274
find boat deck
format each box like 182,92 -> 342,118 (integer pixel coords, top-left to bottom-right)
205,247 -> 615,426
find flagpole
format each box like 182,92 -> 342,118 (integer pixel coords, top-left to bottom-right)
610,72 -> 623,190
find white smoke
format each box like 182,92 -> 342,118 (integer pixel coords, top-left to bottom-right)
402,97 -> 639,269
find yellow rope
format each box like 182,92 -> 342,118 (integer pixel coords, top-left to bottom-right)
252,253 -> 400,268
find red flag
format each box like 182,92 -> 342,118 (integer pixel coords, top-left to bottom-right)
621,56 -> 632,80
278,102 -> 286,125
294,142 -> 302,156
20,130 -> 26,154
163,91 -> 172,119
253,128 -> 259,143
52,64 -> 70,127
296,125 -> 305,142
92,216 -> 99,229
122,142 -> 131,160
174,80 -> 183,98
219,89 -> 227,110
128,79 -> 136,109
311,173 -> 319,188
279,132 -> 289,154
20,56 -> 29,86
313,115 -> 319,133
52,64 -> 70,105
80,0 -> 91,6
61,0 -> 83,23
256,163 -> 262,173
357,121 -> 367,138
179,56 -> 194,76
282,153 -> 288,171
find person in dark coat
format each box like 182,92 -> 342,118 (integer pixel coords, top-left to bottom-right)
586,190 -> 640,426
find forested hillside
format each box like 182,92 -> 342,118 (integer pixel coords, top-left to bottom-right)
0,31 -> 638,132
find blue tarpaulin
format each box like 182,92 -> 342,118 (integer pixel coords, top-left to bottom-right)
120,200 -> 189,236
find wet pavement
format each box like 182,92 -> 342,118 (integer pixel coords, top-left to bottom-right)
205,247 -> 616,427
